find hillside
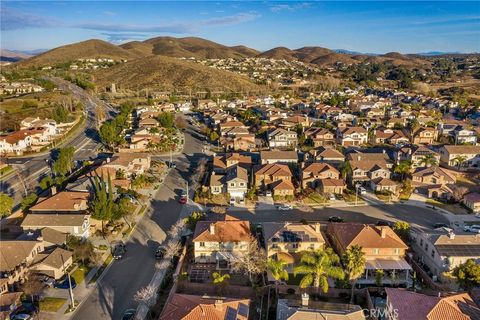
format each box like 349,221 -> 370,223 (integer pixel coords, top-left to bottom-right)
258,47 -> 297,60
0,49 -> 32,62
17,39 -> 137,67
93,55 -> 261,92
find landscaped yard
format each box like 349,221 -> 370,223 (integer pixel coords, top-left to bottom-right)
343,192 -> 365,204
71,264 -> 93,284
456,175 -> 480,193
302,192 -> 328,205
39,297 -> 67,312
426,199 -> 469,215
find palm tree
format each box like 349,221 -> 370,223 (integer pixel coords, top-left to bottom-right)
394,160 -> 412,180
453,155 -> 467,171
294,248 -> 344,296
339,161 -> 352,179
419,154 -> 437,168
342,245 -> 366,303
267,258 -> 289,294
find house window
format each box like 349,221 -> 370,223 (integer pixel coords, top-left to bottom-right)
373,248 -> 379,254
199,242 -> 205,247
200,253 -> 206,258
292,243 -> 299,249
309,244 -> 315,250
239,182 -> 245,187
425,244 -> 428,251
394,248 -> 400,254
431,250 -> 435,258
230,182 -> 235,187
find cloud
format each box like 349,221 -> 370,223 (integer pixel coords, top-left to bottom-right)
201,12 -> 259,26
270,2 -> 311,13
101,32 -> 149,44
0,8 -> 61,30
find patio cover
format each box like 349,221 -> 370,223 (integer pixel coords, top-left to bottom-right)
365,258 -> 412,270
275,252 -> 295,264
216,251 -> 236,260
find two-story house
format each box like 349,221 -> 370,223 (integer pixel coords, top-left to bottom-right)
260,150 -> 298,165
439,145 -> 480,169
209,165 -> 248,200
303,128 -> 335,147
305,147 -> 345,167
192,215 -> 251,269
336,127 -> 368,147
102,153 -> 152,177
328,223 -> 411,286
263,222 -> 325,274
268,128 -> 298,149
254,163 -> 293,190
212,153 -> 252,174
301,163 -> 341,189
409,127 -> 438,145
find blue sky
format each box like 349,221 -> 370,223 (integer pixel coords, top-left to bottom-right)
1,1 -> 479,53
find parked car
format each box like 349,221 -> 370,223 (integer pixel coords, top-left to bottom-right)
54,277 -> 77,289
376,221 -> 392,227
42,276 -> 55,287
155,246 -> 166,260
12,314 -> 32,320
113,241 -> 126,260
358,187 -> 367,195
328,194 -> 336,201
464,225 -> 480,233
229,198 -> 236,205
122,309 -> 137,320
169,162 -> 177,169
265,190 -> 272,197
179,195 -> 187,204
239,198 -> 245,205
328,216 -> 344,223
434,223 -> 449,229
277,204 -> 293,211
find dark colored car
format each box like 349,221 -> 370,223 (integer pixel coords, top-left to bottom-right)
179,196 -> 187,204
434,223 -> 449,229
113,241 -> 126,260
155,247 -> 166,260
328,216 -> 344,223
54,277 -> 77,289
122,309 -> 137,320
376,221 -> 392,227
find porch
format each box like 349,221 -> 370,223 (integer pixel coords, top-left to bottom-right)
357,258 -> 412,286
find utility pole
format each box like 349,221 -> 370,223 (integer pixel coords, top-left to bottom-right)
355,184 -> 359,206
61,254 -> 75,309
186,181 -> 189,202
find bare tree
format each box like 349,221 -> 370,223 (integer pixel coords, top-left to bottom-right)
167,219 -> 185,239
155,259 -> 170,270
164,240 -> 181,259
175,116 -> 187,130
22,273 -> 44,303
230,236 -> 266,286
134,285 -> 156,304
452,186 -> 469,202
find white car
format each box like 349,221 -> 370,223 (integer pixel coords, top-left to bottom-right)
277,204 -> 293,211
229,198 -> 236,205
358,187 -> 367,195
328,194 -> 336,201
265,190 -> 272,197
464,225 -> 480,233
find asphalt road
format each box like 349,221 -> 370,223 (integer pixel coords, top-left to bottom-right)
71,125 -> 206,320
1,78 -> 112,206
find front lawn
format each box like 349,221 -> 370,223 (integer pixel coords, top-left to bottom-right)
39,297 -> 67,312
71,264 -> 93,284
456,175 -> 480,193
302,192 -> 328,205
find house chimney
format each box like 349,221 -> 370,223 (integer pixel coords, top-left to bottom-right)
301,293 -> 309,307
106,157 -> 111,163
358,155 -> 361,161
209,224 -> 215,235
381,227 -> 387,238
51,186 -> 57,196
449,232 -> 455,240
314,223 -> 321,234
214,300 -> 223,311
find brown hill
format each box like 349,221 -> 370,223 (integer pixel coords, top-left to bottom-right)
17,39 -> 136,67
93,55 -> 260,92
0,49 -> 32,62
230,45 -> 260,57
310,52 -> 357,66
258,47 -> 297,60
141,36 -> 257,59
119,41 -> 153,57
294,46 -> 334,62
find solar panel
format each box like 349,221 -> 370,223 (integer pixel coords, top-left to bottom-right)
225,307 -> 237,320
238,303 -> 249,317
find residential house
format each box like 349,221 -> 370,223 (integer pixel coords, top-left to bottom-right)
463,193 -> 480,213
212,153 -> 252,174
102,153 -> 151,177
412,166 -> 456,187
219,121 -> 247,136
138,118 -> 159,129
268,128 -> 298,149
260,150 -> 298,165
349,158 -> 392,189
410,146 -> 440,168
411,229 -> 480,277
0,130 -> 34,155
280,115 -> 310,129
409,127 -> 437,145
301,163 -> 340,189
370,178 -> 398,194
304,127 -> 335,147
160,294 -> 250,320
209,166 -> 248,200
254,163 -> 293,191
192,215 -> 251,269
220,134 -> 256,151
30,247 -> 73,280
277,295 -> 365,320
384,288 -> 480,320
29,191 -> 90,214
20,117 -> 57,136
439,145 -> 480,169
371,128 -> 409,145
263,222 -> 325,272
336,127 -> 368,146
453,127 -> 477,145
305,146 -> 345,166
327,223 -> 411,285
347,152 -> 393,168
271,179 -> 295,197
21,213 -> 91,238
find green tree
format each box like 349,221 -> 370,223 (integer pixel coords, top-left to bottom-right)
184,211 -> 205,230
67,236 -> 97,265
209,131 -> 219,142
51,104 -> 69,123
394,160 -> 412,180
39,175 -> 54,190
52,147 -> 75,177
453,259 -> 480,290
339,161 -> 352,178
21,193 -> 38,212
393,221 -> 411,244
419,154 -> 437,168
267,258 -> 289,294
212,272 -> 230,295
375,269 -> 384,287
157,112 -> 174,128
342,245 -> 366,303
0,193 -> 13,217
99,121 -> 122,151
294,248 -> 344,295
89,176 -> 114,233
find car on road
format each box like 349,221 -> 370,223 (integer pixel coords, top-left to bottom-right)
328,216 -> 344,223
179,195 -> 187,204
121,309 -> 137,320
277,204 -> 293,211
155,246 -> 166,260
11,314 -> 32,320
54,277 -> 77,289
113,241 -> 126,260
464,225 -> 480,233
434,223 -> 449,229
358,187 -> 367,195
169,162 -> 177,169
